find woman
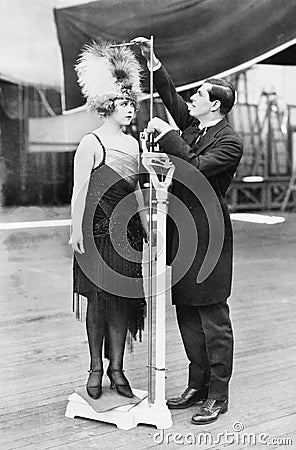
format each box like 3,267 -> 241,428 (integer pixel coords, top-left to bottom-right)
70,41 -> 148,400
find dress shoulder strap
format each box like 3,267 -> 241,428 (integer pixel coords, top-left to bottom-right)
88,132 -> 106,167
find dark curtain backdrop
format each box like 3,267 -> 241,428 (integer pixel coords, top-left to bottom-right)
54,0 -> 296,110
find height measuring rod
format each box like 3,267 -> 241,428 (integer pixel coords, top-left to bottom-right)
140,36 -> 175,409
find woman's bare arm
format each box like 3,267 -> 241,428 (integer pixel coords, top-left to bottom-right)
70,134 -> 103,253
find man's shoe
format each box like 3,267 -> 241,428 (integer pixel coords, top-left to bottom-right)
167,387 -> 208,410
191,398 -> 228,424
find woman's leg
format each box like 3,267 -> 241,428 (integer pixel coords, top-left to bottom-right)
107,300 -> 129,372
106,300 -> 133,396
86,294 -> 106,370
85,294 -> 106,397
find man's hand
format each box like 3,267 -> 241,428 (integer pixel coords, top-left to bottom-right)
131,37 -> 151,59
131,37 -> 160,69
147,117 -> 172,136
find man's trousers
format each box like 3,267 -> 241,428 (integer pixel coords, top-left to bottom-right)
175,301 -> 233,401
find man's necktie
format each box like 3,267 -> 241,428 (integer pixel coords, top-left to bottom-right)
195,127 -> 207,143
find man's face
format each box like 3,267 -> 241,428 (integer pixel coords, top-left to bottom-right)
188,82 -> 213,119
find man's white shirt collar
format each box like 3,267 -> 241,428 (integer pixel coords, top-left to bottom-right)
198,118 -> 222,130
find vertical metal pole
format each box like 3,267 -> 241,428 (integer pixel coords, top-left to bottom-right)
267,99 -> 271,178
147,35 -> 154,405
149,35 -> 154,123
154,190 -> 167,406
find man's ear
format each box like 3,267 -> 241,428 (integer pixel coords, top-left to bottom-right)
211,99 -> 221,112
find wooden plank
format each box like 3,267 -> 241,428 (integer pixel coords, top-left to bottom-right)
0,211 -> 296,449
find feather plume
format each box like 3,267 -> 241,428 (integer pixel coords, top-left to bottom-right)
75,40 -> 142,110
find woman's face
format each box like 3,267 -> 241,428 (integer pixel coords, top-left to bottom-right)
112,99 -> 135,126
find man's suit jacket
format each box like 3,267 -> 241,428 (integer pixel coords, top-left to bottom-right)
154,65 -> 243,306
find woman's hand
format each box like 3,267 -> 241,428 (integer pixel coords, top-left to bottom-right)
69,230 -> 85,254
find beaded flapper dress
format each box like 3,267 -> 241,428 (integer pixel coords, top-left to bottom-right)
73,134 -> 146,351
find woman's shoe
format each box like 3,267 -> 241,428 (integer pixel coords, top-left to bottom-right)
106,367 -> 134,398
86,369 -> 103,399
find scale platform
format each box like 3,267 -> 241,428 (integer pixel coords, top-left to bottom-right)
65,386 -> 172,430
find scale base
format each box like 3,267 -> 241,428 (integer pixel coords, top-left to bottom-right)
65,390 -> 172,430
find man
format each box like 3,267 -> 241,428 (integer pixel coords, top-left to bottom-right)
134,37 -> 243,425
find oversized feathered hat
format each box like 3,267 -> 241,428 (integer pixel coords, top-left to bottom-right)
75,40 -> 142,111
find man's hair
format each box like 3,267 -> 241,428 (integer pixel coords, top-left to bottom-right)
205,78 -> 236,115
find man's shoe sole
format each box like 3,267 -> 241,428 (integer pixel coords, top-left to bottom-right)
167,398 -> 206,410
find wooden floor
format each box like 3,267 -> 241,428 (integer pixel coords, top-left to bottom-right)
0,207 -> 296,449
